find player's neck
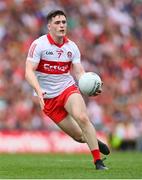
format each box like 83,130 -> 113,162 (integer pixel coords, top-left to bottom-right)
50,33 -> 63,45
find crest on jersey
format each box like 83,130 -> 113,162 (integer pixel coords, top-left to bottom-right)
67,51 -> 72,58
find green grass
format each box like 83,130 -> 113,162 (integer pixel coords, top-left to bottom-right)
0,151 -> 142,179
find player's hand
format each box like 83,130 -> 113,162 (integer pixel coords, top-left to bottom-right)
37,92 -> 45,110
93,82 -> 103,96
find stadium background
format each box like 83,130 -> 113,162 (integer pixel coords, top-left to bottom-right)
0,0 -> 142,153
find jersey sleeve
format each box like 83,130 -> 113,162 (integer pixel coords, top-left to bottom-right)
27,39 -> 41,63
72,43 -> 81,64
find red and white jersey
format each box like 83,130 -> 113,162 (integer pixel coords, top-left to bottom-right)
27,34 -> 81,98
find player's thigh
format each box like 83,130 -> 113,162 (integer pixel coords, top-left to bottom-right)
57,115 -> 83,139
64,93 -> 88,119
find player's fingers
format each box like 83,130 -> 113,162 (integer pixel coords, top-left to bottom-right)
96,89 -> 102,93
40,99 -> 45,110
93,91 -> 101,96
96,84 -> 102,92
92,84 -> 102,96
38,95 -> 45,110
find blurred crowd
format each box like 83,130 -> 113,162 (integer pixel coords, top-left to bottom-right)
0,0 -> 142,149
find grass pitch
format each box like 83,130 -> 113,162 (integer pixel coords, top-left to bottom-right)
0,151 -> 142,179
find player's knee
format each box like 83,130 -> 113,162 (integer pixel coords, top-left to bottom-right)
75,112 -> 90,128
73,134 -> 85,143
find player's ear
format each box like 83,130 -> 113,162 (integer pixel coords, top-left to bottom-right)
47,23 -> 51,31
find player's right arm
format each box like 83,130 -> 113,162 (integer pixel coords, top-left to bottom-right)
25,60 -> 44,109
25,40 -> 44,109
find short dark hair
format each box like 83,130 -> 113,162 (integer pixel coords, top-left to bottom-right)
46,10 -> 67,23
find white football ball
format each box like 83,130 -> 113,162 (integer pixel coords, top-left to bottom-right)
78,72 -> 102,96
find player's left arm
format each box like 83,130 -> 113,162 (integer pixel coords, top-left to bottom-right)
71,43 -> 102,96
71,43 -> 85,80
72,63 -> 85,81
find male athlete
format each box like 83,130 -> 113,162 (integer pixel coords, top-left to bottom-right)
25,10 -> 110,170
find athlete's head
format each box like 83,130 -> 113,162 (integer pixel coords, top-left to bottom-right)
47,10 -> 67,38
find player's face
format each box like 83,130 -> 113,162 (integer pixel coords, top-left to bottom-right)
48,15 -> 67,38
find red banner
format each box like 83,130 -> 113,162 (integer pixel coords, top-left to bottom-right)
0,131 -> 107,153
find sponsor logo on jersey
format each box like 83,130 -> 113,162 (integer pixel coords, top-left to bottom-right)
44,64 -> 69,72
36,59 -> 71,74
46,51 -> 53,55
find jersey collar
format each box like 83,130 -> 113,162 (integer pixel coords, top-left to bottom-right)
47,33 -> 68,48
